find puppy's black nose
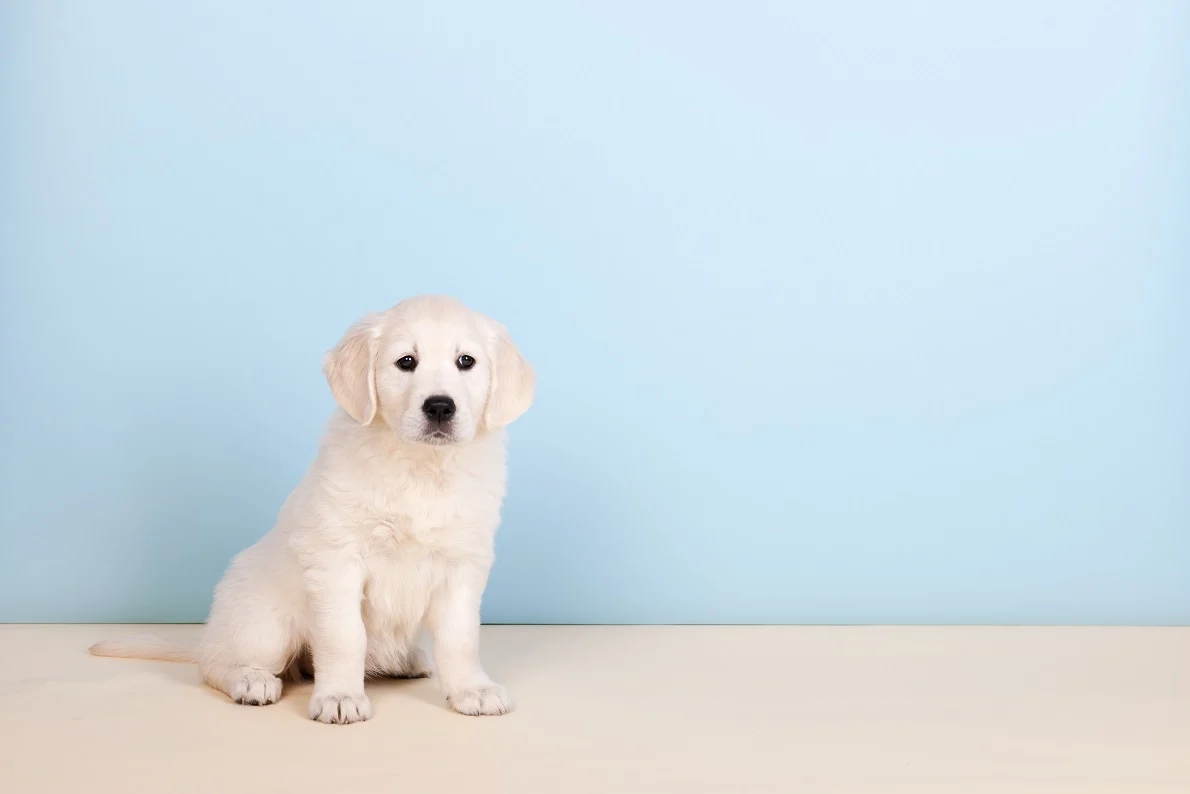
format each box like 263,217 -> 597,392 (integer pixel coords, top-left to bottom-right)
422,395 -> 456,423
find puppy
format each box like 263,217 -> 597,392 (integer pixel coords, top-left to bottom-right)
91,295 -> 535,723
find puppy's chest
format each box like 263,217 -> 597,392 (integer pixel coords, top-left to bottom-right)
354,454 -> 503,559
360,503 -> 490,629
361,545 -> 445,628
368,508 -> 468,551
363,484 -> 493,554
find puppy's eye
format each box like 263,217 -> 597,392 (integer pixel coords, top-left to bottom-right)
456,354 -> 476,371
395,356 -> 417,372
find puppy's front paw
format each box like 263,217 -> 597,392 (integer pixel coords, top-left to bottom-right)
447,683 -> 513,716
230,670 -> 282,706
308,691 -> 373,724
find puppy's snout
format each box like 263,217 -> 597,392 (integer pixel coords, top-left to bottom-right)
422,395 -> 456,423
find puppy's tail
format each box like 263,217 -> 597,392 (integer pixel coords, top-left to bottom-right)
89,635 -> 195,664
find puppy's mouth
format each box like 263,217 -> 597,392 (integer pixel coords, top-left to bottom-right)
420,428 -> 455,445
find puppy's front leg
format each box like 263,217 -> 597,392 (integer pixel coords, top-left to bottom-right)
429,560 -> 512,716
305,558 -> 372,724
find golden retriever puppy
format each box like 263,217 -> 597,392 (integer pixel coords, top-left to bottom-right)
91,295 -> 535,723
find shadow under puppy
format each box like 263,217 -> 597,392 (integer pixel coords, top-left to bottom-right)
92,295 -> 535,724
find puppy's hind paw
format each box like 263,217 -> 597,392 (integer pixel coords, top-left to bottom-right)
230,670 -> 282,706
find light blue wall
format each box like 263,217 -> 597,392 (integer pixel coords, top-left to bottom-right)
2,2 -> 1188,624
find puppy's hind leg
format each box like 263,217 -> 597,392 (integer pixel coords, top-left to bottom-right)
199,613 -> 301,706
200,616 -> 301,706
207,665 -> 286,706
197,553 -> 303,707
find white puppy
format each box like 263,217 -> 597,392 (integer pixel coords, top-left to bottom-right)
91,295 -> 535,724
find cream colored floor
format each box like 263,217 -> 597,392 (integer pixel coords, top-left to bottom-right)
0,625 -> 1186,793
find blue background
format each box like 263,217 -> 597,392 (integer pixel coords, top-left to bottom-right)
2,2 -> 1188,624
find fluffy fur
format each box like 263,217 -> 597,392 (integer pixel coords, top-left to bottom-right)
90,295 -> 535,724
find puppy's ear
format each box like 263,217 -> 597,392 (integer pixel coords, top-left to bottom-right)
323,314 -> 382,424
484,320 -> 535,430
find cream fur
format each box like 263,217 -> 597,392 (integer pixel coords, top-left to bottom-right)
90,295 -> 535,723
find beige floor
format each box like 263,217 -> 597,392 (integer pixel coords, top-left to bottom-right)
0,625 -> 1186,793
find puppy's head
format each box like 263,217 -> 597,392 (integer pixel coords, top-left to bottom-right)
323,295 -> 534,445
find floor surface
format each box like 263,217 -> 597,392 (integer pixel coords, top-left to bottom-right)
0,625 -> 1186,793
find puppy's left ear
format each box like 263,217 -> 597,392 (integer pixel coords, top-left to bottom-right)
323,313 -> 382,424
484,320 -> 535,430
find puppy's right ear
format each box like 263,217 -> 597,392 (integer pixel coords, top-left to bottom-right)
323,314 -> 382,424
